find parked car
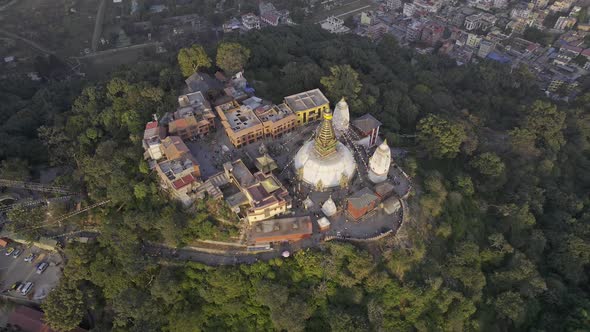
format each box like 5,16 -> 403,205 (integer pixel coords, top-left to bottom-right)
16,283 -> 24,293
24,253 -> 35,263
20,282 -> 33,295
12,249 -> 21,258
36,262 -> 48,274
5,247 -> 14,256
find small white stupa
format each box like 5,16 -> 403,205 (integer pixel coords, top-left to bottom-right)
368,139 -> 391,184
321,196 -> 337,217
332,97 -> 350,135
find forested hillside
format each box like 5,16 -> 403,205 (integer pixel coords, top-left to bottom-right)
1,25 -> 588,331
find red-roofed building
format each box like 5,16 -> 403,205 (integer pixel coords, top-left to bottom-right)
421,21 -> 445,46
154,136 -> 201,205
223,159 -> 292,224
248,216 -> 312,245
260,12 -> 279,26
143,121 -> 167,160
347,187 -> 380,219
8,306 -> 87,332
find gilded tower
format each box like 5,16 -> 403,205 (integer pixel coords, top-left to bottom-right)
314,109 -> 338,157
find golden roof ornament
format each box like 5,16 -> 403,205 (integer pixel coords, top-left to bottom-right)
314,109 -> 338,157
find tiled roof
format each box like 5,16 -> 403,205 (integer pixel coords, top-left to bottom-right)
172,173 -> 196,189
352,114 -> 382,133
348,187 -> 379,209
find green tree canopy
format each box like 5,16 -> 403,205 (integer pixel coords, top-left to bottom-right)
177,45 -> 212,77
42,279 -> 85,331
216,42 -> 251,75
417,114 -> 467,159
320,64 -> 362,102
470,152 -> 505,177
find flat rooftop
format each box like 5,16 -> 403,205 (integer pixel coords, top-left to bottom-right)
250,216 -> 313,239
226,105 -> 262,131
284,89 -> 329,112
255,103 -> 294,122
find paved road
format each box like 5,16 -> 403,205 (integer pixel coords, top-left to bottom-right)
91,0 -> 107,52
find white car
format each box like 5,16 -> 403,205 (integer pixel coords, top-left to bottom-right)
20,282 -> 33,295
36,262 -> 48,274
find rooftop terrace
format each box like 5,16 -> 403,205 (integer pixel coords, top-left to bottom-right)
284,89 -> 329,112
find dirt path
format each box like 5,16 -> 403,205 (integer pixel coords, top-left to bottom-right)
0,29 -> 55,55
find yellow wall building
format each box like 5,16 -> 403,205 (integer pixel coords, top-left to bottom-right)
283,89 -> 330,126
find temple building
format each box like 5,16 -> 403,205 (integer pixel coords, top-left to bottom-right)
293,109 -> 357,191
332,97 -> 350,135
368,140 -> 392,184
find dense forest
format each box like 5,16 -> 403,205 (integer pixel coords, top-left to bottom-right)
0,25 -> 589,331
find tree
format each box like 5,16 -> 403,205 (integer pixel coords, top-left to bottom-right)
470,152 -> 505,177
417,114 -> 467,159
320,65 -> 362,102
216,42 -> 251,75
0,158 -> 30,180
6,206 -> 46,241
494,291 -> 525,325
42,279 -> 85,331
177,45 -> 212,77
523,27 -> 553,46
523,101 -> 566,152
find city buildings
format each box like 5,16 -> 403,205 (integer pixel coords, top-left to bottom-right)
283,89 -> 330,125
242,13 -> 261,30
169,92 -> 216,140
155,136 -> 201,205
478,39 -> 495,58
143,121 -> 166,160
321,16 -> 351,34
554,16 -> 577,30
216,98 -> 297,148
421,21 -> 445,45
223,159 -> 291,224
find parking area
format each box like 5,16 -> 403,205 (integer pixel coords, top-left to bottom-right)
0,244 -> 62,302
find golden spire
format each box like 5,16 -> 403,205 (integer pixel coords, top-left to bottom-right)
314,109 -> 337,157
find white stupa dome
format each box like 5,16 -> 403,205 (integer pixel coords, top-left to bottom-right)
294,141 -> 356,189
294,109 -> 356,190
332,97 -> 350,133
368,139 -> 391,184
